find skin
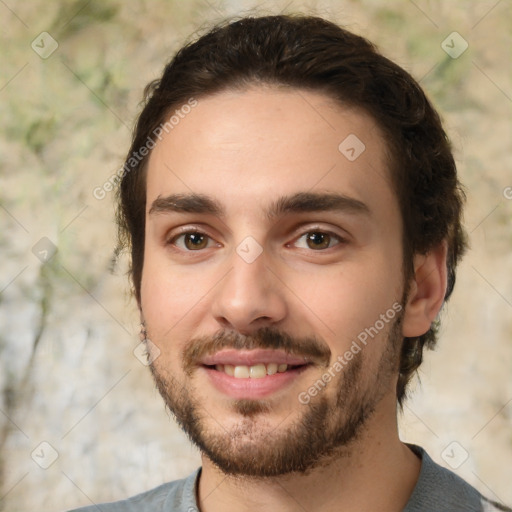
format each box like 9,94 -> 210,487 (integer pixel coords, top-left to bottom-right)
140,86 -> 447,512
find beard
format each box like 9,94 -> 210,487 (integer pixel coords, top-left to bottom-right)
148,308 -> 404,480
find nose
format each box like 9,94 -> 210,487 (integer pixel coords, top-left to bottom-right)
211,245 -> 287,334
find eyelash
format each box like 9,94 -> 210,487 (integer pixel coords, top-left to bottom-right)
166,226 -> 346,253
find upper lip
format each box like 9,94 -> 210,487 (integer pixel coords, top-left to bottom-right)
200,349 -> 313,367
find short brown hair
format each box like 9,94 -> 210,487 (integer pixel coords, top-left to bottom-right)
116,14 -> 468,405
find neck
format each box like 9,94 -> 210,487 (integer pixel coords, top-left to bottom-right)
196,397 -> 421,512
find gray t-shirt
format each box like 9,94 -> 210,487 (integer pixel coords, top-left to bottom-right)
68,444 -> 510,511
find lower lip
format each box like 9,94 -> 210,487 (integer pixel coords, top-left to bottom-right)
201,365 -> 311,399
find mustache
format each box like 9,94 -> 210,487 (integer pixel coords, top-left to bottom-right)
182,326 -> 331,375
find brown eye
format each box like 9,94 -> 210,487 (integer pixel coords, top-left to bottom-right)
169,231 -> 214,251
293,230 -> 343,251
184,233 -> 208,250
306,232 -> 332,250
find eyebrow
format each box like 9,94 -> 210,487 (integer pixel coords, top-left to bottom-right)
148,191 -> 370,220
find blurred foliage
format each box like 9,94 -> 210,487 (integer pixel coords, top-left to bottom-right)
50,0 -> 119,40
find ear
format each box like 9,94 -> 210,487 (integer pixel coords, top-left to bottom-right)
402,241 -> 448,338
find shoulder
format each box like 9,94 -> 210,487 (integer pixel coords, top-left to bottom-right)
67,467 -> 201,512
404,444 -> 511,512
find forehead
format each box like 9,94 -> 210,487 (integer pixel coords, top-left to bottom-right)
145,86 -> 396,221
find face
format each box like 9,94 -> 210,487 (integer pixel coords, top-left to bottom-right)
140,86 -> 407,477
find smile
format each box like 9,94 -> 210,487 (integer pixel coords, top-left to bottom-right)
201,362 -> 312,399
207,362 -> 304,378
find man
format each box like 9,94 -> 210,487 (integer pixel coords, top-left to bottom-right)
71,14 -> 510,512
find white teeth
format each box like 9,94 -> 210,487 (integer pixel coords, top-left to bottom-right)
249,364 -> 267,379
234,365 -> 250,378
212,362 -> 292,378
266,363 -> 278,375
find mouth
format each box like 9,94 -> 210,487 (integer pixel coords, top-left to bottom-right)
200,360 -> 313,399
203,362 -> 308,378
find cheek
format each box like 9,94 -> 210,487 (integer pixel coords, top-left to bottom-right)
140,263 -> 210,373
292,253 -> 403,352
140,247 -> 209,335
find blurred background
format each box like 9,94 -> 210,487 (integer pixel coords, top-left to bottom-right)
0,0 -> 511,510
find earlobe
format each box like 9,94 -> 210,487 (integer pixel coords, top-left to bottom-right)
402,241 -> 448,338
